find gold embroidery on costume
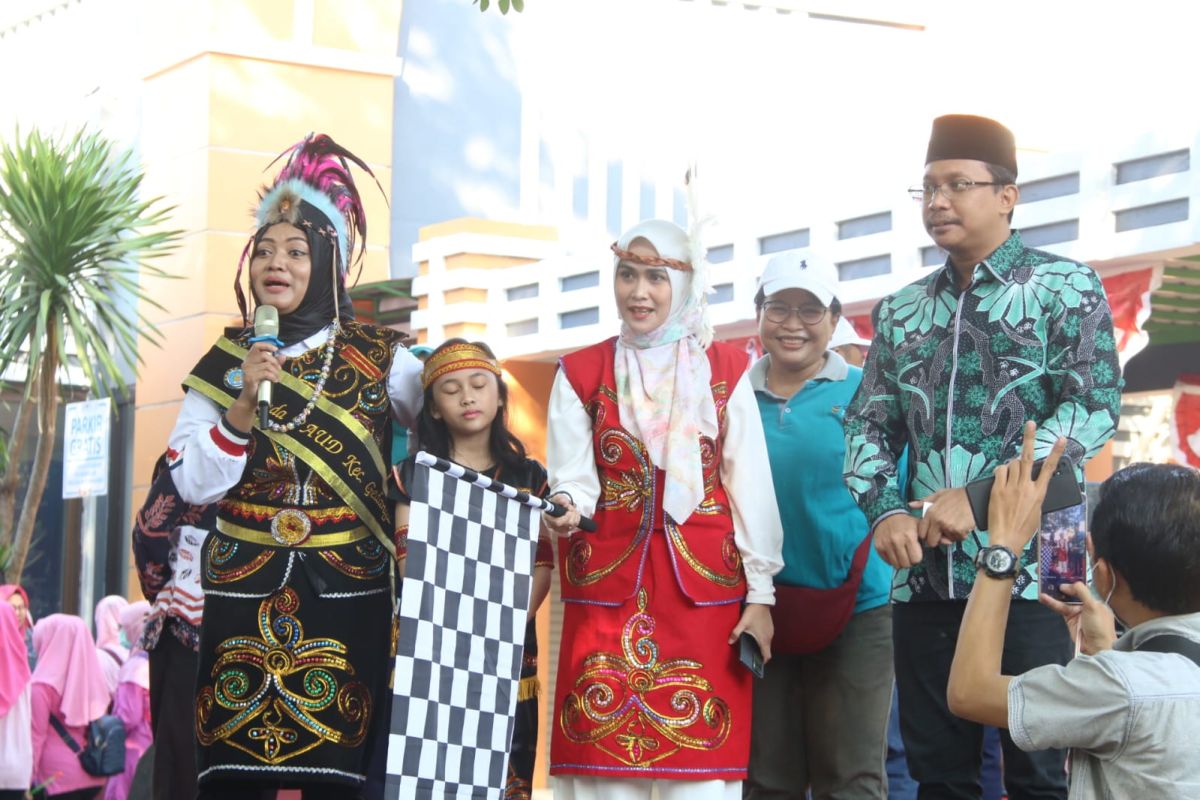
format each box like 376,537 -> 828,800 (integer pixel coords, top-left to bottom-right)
317,538 -> 388,580
559,588 -> 732,766
567,429 -> 654,587
196,589 -> 370,764
693,436 -> 728,517
206,536 -> 276,584
666,520 -> 743,587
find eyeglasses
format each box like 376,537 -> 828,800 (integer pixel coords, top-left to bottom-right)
761,301 -> 828,325
908,179 -> 1004,203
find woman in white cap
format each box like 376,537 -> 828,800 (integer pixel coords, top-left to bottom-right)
544,219 -> 784,800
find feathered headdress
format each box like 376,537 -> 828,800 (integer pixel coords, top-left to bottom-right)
234,133 -> 384,323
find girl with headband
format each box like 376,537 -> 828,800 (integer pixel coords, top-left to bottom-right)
544,219 -> 784,799
391,338 -> 555,799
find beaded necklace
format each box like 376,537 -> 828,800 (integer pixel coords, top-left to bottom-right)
267,325 -> 339,434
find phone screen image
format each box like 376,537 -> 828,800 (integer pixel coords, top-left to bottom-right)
1038,501 -> 1088,604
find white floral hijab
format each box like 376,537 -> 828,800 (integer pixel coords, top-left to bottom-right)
612,219 -> 717,524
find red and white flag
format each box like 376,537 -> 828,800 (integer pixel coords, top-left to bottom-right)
1171,374 -> 1200,468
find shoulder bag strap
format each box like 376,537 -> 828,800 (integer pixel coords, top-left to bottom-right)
1135,634 -> 1200,668
48,713 -> 83,754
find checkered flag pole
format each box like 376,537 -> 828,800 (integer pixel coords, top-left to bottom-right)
386,460 -> 537,800
415,452 -> 597,532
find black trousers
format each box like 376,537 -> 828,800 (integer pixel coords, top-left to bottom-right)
148,633 -> 200,800
893,600 -> 1071,800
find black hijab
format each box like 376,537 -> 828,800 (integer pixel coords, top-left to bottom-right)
251,200 -> 355,346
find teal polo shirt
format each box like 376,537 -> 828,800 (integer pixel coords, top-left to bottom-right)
751,352 -> 891,613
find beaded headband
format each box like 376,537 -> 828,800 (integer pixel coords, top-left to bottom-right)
610,242 -> 692,272
422,343 -> 502,389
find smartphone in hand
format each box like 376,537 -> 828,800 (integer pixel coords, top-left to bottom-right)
739,632 -> 765,678
1038,502 -> 1088,604
965,455 -> 1082,532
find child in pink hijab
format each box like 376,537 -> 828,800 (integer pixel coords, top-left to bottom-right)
93,596 -> 129,697
103,601 -> 151,800
0,603 -> 33,798
30,614 -> 110,798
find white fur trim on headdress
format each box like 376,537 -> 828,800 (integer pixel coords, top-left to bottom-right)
255,178 -> 349,273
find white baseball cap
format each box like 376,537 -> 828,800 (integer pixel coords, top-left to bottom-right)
830,317 -> 871,349
757,251 -> 838,307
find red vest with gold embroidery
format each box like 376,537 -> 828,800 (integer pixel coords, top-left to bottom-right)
558,337 -> 749,606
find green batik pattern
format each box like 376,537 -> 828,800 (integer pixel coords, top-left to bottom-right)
845,232 -> 1122,602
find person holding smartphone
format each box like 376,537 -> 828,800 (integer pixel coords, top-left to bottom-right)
843,114 -> 1122,798
947,422 -> 1200,797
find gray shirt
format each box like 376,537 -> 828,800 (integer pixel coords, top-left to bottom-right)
1008,612 -> 1200,799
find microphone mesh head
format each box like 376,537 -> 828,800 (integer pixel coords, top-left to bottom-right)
253,304 -> 280,337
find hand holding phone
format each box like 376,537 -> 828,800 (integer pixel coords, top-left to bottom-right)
739,632 -> 765,679
965,455 -> 1082,532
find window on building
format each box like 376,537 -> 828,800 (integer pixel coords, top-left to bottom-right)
640,180 -> 655,221
561,271 -> 600,292
506,283 -> 538,301
506,319 -> 538,337
1019,173 -> 1080,203
837,254 -> 891,280
838,211 -> 891,240
710,283 -> 734,304
920,245 -> 945,267
560,307 -> 600,328
606,161 -> 622,236
758,228 -> 810,255
1114,199 -> 1189,232
707,244 -> 734,264
1115,149 -> 1189,184
1020,220 -> 1079,247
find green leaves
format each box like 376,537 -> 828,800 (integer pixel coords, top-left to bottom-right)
475,0 -> 523,13
0,128 -> 182,399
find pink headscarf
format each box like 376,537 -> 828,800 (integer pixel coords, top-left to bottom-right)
0,584 -> 32,632
0,603 -> 31,717
31,614 -> 110,726
94,595 -> 129,656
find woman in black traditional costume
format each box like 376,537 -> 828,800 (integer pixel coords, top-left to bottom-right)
166,134 -> 423,799
391,338 -> 555,799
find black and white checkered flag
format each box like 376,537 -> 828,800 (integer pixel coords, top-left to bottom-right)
385,458 -> 537,800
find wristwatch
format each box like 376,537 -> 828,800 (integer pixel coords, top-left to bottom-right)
974,545 -> 1020,579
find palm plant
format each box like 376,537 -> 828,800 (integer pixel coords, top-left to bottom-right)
0,128 -> 181,584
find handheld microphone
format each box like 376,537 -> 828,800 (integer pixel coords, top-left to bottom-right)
253,305 -> 280,429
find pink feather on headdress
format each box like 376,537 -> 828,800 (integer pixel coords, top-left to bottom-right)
265,133 -> 383,274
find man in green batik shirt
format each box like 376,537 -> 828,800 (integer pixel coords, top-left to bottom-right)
843,114 -> 1122,799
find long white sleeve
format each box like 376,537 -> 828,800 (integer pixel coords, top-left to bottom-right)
167,390 -> 249,506
720,371 -> 785,605
388,344 -> 424,428
546,370 -> 601,517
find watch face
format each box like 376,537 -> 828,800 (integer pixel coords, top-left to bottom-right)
985,548 -> 1015,574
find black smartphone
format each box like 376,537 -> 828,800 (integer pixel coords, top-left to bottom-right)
739,632 -> 765,679
964,455 -> 1082,532
1038,502 -> 1088,604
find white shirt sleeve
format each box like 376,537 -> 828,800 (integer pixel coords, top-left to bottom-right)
166,390 -> 249,506
720,371 -> 785,605
389,344 -> 424,428
546,370 -> 601,517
